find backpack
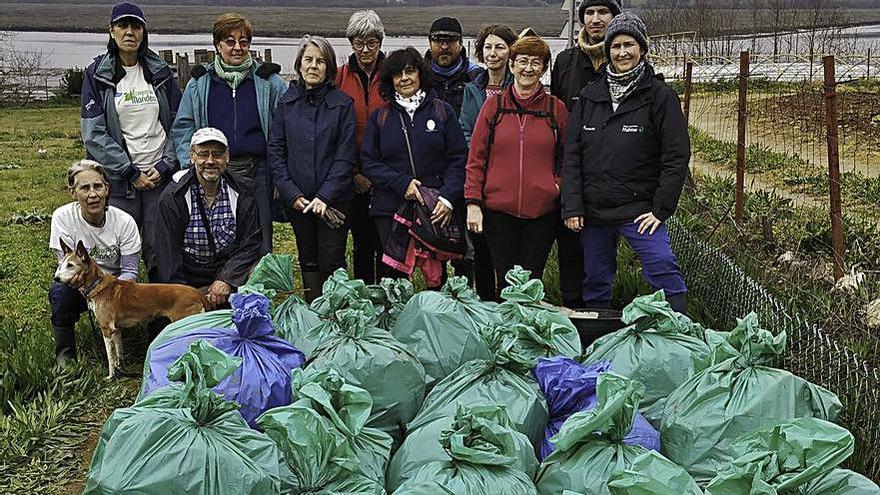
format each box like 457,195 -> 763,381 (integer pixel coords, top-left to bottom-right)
485,91 -> 562,175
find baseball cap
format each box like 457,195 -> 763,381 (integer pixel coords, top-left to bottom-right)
190,127 -> 229,148
110,2 -> 146,25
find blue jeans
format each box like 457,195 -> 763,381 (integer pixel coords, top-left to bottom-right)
580,222 -> 687,307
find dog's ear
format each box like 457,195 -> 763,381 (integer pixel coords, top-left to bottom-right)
59,238 -> 72,254
76,241 -> 90,260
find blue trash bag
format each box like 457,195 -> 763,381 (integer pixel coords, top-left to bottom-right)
141,292 -> 307,428
533,356 -> 661,461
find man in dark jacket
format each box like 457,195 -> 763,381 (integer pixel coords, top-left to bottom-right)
551,0 -> 621,308
155,127 -> 262,308
425,16 -> 493,299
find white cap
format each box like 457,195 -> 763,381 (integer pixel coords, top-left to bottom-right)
190,127 -> 228,148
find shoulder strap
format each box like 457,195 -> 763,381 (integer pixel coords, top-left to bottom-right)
484,93 -> 505,174
193,185 -> 217,256
397,111 -> 418,179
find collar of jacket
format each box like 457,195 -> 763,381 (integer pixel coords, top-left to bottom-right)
388,89 -> 439,115
472,68 -> 514,92
582,63 -> 657,105
424,48 -> 478,80
508,82 -> 548,109
278,80 -> 348,107
347,51 -> 386,80
94,48 -> 172,87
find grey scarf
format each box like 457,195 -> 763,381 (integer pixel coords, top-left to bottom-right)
606,60 -> 646,105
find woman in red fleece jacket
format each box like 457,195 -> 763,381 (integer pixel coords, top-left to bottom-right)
464,34 -> 568,292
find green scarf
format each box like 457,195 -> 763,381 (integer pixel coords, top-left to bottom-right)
214,54 -> 254,90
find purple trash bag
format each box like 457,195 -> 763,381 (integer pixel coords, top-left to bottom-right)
141,292 -> 306,428
533,356 -> 661,460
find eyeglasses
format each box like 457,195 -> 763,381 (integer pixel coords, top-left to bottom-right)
221,38 -> 251,49
430,37 -> 461,47
352,39 -> 380,51
514,58 -> 544,70
193,149 -> 226,159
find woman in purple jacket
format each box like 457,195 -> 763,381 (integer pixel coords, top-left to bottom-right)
267,36 -> 357,301
361,47 -> 468,286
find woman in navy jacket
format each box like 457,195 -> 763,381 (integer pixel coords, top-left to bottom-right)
361,47 -> 468,285
267,36 -> 357,301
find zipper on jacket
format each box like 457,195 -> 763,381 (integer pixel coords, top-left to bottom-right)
232,87 -> 238,148
517,114 -> 526,217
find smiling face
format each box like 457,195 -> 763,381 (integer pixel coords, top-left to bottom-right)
393,65 -> 420,98
609,34 -> 643,73
300,43 -> 328,88
190,142 -> 229,187
109,19 -> 144,58
216,28 -> 251,66
510,54 -> 545,92
70,169 -> 109,222
482,34 -> 510,72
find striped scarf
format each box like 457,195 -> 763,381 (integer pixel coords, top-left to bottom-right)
606,60 -> 646,106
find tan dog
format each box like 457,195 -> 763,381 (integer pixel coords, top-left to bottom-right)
53,239 -> 207,378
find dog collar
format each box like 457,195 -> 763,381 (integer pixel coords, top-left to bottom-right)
81,277 -> 103,298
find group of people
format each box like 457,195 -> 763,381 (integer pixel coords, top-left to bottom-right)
49,0 -> 691,365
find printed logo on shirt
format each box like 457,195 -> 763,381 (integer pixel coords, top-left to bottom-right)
583,125 -> 596,132
88,244 -> 121,265
117,88 -> 158,107
426,119 -> 437,132
621,125 -> 645,134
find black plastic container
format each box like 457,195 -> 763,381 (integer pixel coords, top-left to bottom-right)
569,308 -> 624,349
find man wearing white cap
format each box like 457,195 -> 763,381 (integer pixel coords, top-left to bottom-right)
154,127 -> 261,307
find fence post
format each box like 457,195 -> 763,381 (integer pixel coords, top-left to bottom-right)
736,50 -> 749,226
868,48 -> 872,79
823,55 -> 845,281
683,61 -> 693,124
176,53 -> 191,91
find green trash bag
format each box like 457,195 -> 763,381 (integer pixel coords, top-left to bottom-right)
607,450 -> 704,495
85,341 -> 282,494
257,405 -> 385,494
800,469 -> 880,494
534,372 -> 649,495
272,294 -> 324,355
386,405 -> 538,492
498,266 -> 581,357
307,308 -> 426,444
289,367 -> 392,482
704,418 -> 855,495
363,277 -> 415,331
244,253 -> 297,297
660,313 -> 843,484
390,276 -> 495,389
582,290 -> 711,424
406,326 -> 549,448
392,404 -> 537,495
311,268 -> 375,318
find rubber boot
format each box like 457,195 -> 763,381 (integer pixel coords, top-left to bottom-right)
53,325 -> 77,366
301,271 -> 324,304
563,297 -> 586,309
667,293 -> 688,316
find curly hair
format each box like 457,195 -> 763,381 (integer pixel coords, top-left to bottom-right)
378,47 -> 433,101
474,24 -> 517,63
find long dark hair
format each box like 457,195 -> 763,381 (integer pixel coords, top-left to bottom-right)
378,47 -> 433,101
106,19 -> 149,59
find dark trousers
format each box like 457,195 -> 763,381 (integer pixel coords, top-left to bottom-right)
290,201 -> 352,274
557,218 -> 586,306
374,216 -> 445,289
483,209 -> 557,293
228,155 -> 272,255
109,180 -> 165,281
351,191 -> 380,284
580,223 -> 687,307
49,282 -> 88,328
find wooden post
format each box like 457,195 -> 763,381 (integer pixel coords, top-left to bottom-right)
823,55 -> 845,281
683,61 -> 693,124
867,48 -> 872,79
735,50 -> 749,226
264,48 -> 272,64
176,53 -> 191,90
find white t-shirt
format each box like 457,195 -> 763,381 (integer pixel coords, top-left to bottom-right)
49,203 -> 141,275
115,63 -> 167,171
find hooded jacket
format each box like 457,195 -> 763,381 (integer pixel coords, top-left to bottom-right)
550,28 -> 607,111
336,52 -> 386,157
425,48 -> 484,116
561,64 -> 690,225
361,92 -> 468,218
81,48 -> 181,197
459,68 -> 514,146
465,84 -> 569,219
154,168 -> 262,287
170,60 -> 287,168
267,81 -> 357,207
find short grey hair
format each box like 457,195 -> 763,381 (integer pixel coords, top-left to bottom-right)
346,10 -> 385,41
67,159 -> 109,189
294,35 -> 338,85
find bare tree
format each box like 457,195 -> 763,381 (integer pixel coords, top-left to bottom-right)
0,31 -> 50,106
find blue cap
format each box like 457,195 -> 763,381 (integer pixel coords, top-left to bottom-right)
110,2 -> 146,25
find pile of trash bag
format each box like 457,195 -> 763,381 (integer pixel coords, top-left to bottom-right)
391,404 -> 538,495
660,313 -> 843,483
606,450 -> 703,495
85,341 -> 282,494
140,293 -> 306,428
533,356 -> 660,461
364,277 -> 415,331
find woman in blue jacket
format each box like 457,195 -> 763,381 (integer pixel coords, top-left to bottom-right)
361,47 -> 468,287
171,13 -> 287,254
80,2 -> 180,280
267,36 -> 357,302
